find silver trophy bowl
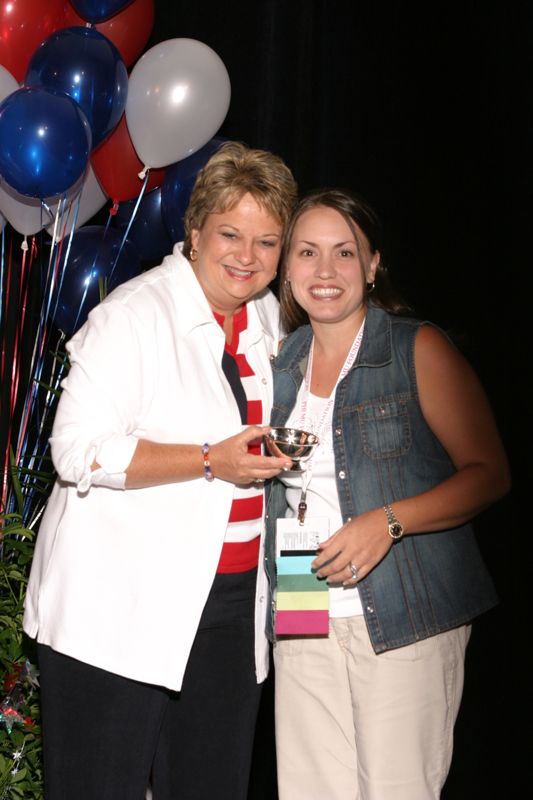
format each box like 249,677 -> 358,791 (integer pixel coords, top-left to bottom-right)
265,427 -> 319,471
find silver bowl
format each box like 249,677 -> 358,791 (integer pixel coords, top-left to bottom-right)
265,427 -> 319,471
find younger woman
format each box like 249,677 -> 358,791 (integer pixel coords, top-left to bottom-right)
266,188 -> 509,800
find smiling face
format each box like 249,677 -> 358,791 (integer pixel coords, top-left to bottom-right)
190,192 -> 282,316
286,205 -> 379,332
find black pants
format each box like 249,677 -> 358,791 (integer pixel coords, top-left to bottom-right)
38,569 -> 263,799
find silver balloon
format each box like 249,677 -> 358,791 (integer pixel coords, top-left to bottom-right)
47,166 -> 108,241
125,38 -> 231,169
0,64 -> 19,105
0,167 -> 107,238
0,178 -> 50,236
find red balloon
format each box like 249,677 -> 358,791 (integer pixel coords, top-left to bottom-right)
61,0 -> 154,66
91,114 -> 165,203
0,0 -> 65,81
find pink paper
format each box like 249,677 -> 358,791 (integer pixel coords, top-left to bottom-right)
275,610 -> 329,635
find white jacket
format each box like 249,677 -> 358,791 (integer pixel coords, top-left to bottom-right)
23,246 -> 281,691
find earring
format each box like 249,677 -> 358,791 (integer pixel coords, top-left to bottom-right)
189,248 -> 198,262
366,281 -> 375,293
284,278 -> 291,286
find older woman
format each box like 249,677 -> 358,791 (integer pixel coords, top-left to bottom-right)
266,188 -> 510,800
23,142 -> 296,800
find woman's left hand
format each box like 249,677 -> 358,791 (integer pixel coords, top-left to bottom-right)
311,509 -> 392,585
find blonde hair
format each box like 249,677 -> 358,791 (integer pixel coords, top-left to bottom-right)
183,141 -> 297,256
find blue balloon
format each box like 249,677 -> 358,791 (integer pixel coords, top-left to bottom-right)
70,1 -> 134,24
161,137 -> 226,244
25,26 -> 128,147
113,187 -> 173,263
53,225 -> 141,334
0,87 -> 91,199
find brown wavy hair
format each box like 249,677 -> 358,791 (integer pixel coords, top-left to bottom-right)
279,188 -> 411,332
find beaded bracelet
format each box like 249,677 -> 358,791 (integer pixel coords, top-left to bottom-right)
201,443 -> 214,482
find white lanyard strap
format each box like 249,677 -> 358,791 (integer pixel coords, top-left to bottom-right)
297,319 -> 366,440
296,320 -> 365,524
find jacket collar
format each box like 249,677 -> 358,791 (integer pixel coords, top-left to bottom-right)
276,303 -> 393,378
356,303 -> 392,368
166,243 -> 277,344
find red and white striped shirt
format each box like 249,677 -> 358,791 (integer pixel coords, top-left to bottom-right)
214,305 -> 263,573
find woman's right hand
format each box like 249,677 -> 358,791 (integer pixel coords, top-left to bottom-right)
210,426 -> 291,485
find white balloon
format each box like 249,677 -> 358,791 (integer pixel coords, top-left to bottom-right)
125,38 -> 231,169
0,64 -> 19,104
47,166 -> 108,241
0,179 -> 49,236
0,166 -> 108,238
0,64 -> 30,236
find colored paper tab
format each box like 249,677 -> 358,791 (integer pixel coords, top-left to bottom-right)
277,573 -> 326,592
276,591 -> 330,611
276,554 -> 316,576
275,610 -> 329,635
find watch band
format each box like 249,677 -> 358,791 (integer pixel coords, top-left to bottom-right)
383,503 -> 404,540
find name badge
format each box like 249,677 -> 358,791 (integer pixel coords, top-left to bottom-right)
274,517 -> 330,636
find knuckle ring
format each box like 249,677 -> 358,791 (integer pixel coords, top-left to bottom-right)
349,562 -> 358,580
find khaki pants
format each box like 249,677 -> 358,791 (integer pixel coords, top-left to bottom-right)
274,616 -> 470,800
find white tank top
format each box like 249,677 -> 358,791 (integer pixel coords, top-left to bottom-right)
281,386 -> 363,618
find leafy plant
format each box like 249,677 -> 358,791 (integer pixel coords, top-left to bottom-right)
0,456 -> 55,798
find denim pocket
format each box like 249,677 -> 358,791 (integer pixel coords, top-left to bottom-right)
357,395 -> 412,459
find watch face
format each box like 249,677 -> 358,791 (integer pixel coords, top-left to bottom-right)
389,522 -> 403,539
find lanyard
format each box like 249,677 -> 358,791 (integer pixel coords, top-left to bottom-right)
296,320 -> 365,524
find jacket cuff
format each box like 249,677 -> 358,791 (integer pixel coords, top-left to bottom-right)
76,435 -> 138,493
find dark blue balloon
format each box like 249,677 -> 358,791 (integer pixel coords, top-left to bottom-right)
161,137 -> 226,244
25,26 -> 128,147
0,87 -> 91,199
69,1 -> 134,24
53,225 -> 141,334
113,187 -> 173,262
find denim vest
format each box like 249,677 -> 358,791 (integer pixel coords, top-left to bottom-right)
265,304 -> 498,651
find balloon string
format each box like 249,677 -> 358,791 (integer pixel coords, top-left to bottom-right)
14,232 -> 69,519
1,236 -> 16,490
41,201 -> 54,225
15,230 -> 57,462
0,226 -> 6,390
51,188 -> 109,333
23,328 -> 67,521
0,224 -> 5,327
2,235 -> 35,512
12,241 -> 40,468
10,239 -> 30,413
15,227 -> 61,474
49,192 -> 82,327
0,227 -> 8,512
70,213 -> 109,333
108,171 -> 150,286
47,195 -> 65,246
0,234 -> 14,393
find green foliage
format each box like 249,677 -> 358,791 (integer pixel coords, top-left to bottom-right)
1,461 -> 49,798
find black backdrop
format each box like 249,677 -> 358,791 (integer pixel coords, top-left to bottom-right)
145,2 -> 529,796
1,1 -> 526,796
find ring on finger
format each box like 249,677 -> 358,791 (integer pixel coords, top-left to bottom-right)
349,562 -> 358,580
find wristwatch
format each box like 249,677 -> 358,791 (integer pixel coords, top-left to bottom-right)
383,504 -> 404,540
